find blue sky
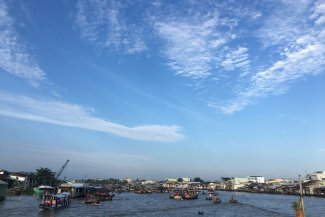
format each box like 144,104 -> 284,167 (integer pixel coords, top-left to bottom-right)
0,0 -> 325,180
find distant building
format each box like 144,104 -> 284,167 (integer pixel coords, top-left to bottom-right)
306,171 -> 325,181
266,178 -> 290,185
9,172 -> 28,182
248,176 -> 265,184
166,178 -> 178,182
141,180 -> 156,185
182,177 -> 191,182
124,178 -> 134,183
58,182 -> 89,198
230,177 -> 248,190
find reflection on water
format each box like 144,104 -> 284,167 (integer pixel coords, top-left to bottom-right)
0,191 -> 324,217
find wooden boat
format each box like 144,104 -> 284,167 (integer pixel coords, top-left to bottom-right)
206,191 -> 217,200
39,192 -> 71,210
34,185 -> 55,197
213,195 -> 221,204
183,191 -> 198,200
173,194 -> 183,200
229,195 -> 238,204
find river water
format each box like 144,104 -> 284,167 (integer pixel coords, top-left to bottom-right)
0,191 -> 324,216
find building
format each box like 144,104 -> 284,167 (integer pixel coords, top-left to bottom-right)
9,173 -> 29,182
58,182 -> 89,198
266,178 -> 290,185
166,178 -> 178,182
248,176 -> 265,184
230,177 -> 248,190
0,180 -> 8,201
307,171 -> 325,181
182,177 -> 191,182
124,178 -> 134,183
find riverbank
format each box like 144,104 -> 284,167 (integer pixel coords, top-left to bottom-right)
217,189 -> 325,198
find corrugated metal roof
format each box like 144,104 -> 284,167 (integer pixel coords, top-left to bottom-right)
0,180 -> 8,185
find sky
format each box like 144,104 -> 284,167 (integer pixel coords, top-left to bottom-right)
0,0 -> 325,180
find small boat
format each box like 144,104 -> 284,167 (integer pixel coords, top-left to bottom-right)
206,191 -> 217,200
213,195 -> 221,204
173,194 -> 183,200
229,195 -> 238,204
183,191 -> 198,200
39,192 -> 71,210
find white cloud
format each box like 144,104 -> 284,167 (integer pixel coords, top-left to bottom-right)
153,13 -> 231,79
0,91 -> 184,142
210,1 -> 325,114
75,0 -> 147,54
0,0 -> 46,87
220,47 -> 250,76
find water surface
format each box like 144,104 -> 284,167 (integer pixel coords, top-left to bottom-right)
0,191 -> 324,216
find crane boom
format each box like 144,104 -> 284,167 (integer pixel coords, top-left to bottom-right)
56,159 -> 69,179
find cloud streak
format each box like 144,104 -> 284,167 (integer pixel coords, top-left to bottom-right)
153,12 -> 231,79
216,0 -> 325,114
75,0 -> 147,54
0,0 -> 46,87
0,91 -> 184,142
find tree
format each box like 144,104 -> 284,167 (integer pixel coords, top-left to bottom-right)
177,178 -> 183,182
35,167 -> 57,186
193,177 -> 204,183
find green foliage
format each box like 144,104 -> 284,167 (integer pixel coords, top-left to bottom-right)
35,167 -> 57,186
177,178 -> 183,182
83,178 -> 127,186
193,177 -> 204,183
292,200 -> 302,211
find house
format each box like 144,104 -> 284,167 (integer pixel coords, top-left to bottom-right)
229,177 -> 249,190
9,172 -> 29,182
248,176 -> 265,184
303,180 -> 325,195
306,171 -> 325,181
0,180 -> 8,201
182,177 -> 191,182
57,182 -> 89,198
8,172 -> 30,188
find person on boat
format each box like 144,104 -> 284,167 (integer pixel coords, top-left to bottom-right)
52,198 -> 56,207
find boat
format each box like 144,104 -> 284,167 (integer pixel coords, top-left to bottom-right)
206,191 -> 217,200
213,195 -> 221,204
39,192 -> 71,210
34,185 -> 55,197
173,194 -> 183,200
229,195 -> 238,204
183,191 -> 198,200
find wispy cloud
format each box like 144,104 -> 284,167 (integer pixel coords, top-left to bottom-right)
220,47 -> 250,76
153,12 -> 232,79
210,0 -> 325,114
75,0 -> 147,54
0,0 -> 46,87
0,91 -> 184,142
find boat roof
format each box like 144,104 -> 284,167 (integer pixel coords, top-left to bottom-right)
39,185 -> 54,189
55,192 -> 71,198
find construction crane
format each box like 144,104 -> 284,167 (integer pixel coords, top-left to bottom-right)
55,159 -> 69,180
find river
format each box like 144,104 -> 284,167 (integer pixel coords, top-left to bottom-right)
0,191 -> 324,216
